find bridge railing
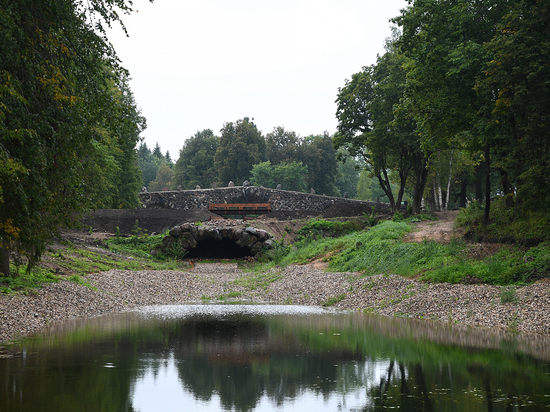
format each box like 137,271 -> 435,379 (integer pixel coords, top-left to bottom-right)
208,203 -> 271,215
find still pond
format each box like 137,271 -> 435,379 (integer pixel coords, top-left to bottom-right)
1,305 -> 549,411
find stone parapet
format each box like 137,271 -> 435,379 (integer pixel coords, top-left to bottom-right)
139,186 -> 390,213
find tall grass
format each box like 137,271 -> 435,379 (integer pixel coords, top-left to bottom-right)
258,219 -> 550,286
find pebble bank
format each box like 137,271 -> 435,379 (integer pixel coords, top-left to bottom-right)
1,263 -> 549,345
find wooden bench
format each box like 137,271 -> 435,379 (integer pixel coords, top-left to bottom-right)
208,203 -> 272,216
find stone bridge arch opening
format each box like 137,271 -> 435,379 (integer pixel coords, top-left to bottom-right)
154,222 -> 275,260
184,237 -> 254,259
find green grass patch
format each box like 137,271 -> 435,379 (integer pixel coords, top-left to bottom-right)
322,293 -> 346,307
499,286 -> 518,304
0,266 -> 61,294
1,233 -> 191,294
256,218 -> 550,286
231,271 -> 282,291
457,198 -> 550,243
294,218 -> 368,241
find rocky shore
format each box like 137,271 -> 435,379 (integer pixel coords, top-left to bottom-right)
1,262 -> 549,345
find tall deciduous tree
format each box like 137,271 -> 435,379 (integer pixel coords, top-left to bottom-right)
302,133 -> 340,196
148,163 -> 174,192
393,0 -> 509,221
475,0 -> 550,211
173,129 -> 219,189
215,118 -> 266,185
335,36 -> 427,213
266,126 -> 303,165
0,0 -> 150,276
335,149 -> 362,199
250,161 -> 308,192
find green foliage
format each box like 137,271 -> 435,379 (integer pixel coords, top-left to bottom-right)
506,243 -> 550,283
322,293 -> 346,307
254,217 -> 549,286
335,34 -> 427,213
0,266 -> 60,294
295,219 -> 365,241
302,133 -> 340,196
335,149 -> 361,199
391,0 -> 550,219
231,271 -> 282,291
0,0 -> 147,276
173,129 -> 219,189
499,286 -> 518,304
215,117 -> 266,185
392,211 -> 404,222
148,162 -> 174,192
458,198 -> 550,244
362,206 -> 379,227
255,238 -> 292,268
250,161 -> 308,192
475,0 -> 550,211
106,231 -> 188,262
265,126 -> 303,166
356,170 -> 398,202
137,143 -> 161,187
138,142 -> 174,191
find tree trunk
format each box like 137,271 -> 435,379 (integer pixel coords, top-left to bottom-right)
412,158 -> 428,214
483,145 -> 491,226
433,180 -> 440,211
459,176 -> 468,208
1,244 -> 9,277
475,163 -> 484,204
499,168 -> 514,209
444,150 -> 454,210
378,167 -> 396,213
395,172 -> 408,214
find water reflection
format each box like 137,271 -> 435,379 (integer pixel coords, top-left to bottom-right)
1,305 -> 549,411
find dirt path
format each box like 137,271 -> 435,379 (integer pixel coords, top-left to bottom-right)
403,211 -> 460,243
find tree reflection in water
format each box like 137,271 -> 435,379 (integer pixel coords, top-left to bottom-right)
1,305 -> 549,412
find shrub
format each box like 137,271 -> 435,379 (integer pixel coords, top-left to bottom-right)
499,286 -> 518,304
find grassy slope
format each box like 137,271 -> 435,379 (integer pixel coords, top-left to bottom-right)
256,205 -> 550,286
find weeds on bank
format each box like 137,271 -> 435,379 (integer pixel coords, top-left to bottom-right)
1,231 -> 190,294
457,198 -> 550,243
0,266 -> 60,294
500,286 -> 518,304
322,293 -> 346,307
231,271 -> 282,291
294,218 -> 369,242
257,215 -> 550,286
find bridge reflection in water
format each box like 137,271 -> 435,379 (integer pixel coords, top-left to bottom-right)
1,305 -> 549,412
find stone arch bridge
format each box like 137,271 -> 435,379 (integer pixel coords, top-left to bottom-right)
139,186 -> 390,215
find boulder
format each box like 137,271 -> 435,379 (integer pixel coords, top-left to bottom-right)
262,239 -> 274,249
169,226 -> 182,238
235,231 -> 251,248
245,235 -> 258,249
244,227 -> 258,237
182,232 -> 198,248
250,241 -> 263,255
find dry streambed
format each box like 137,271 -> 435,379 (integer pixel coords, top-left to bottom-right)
1,263 -> 549,346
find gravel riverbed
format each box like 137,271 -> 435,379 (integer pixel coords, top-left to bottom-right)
1,263 -> 549,344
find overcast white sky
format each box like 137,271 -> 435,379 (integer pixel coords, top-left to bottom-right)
107,0 -> 408,159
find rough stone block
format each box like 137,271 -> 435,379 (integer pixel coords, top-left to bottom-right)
236,232 -> 251,248
182,232 -> 198,248
245,235 -> 258,249
250,241 -> 263,255
169,226 -> 182,238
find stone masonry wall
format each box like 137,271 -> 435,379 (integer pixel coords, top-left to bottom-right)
139,186 -> 391,213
